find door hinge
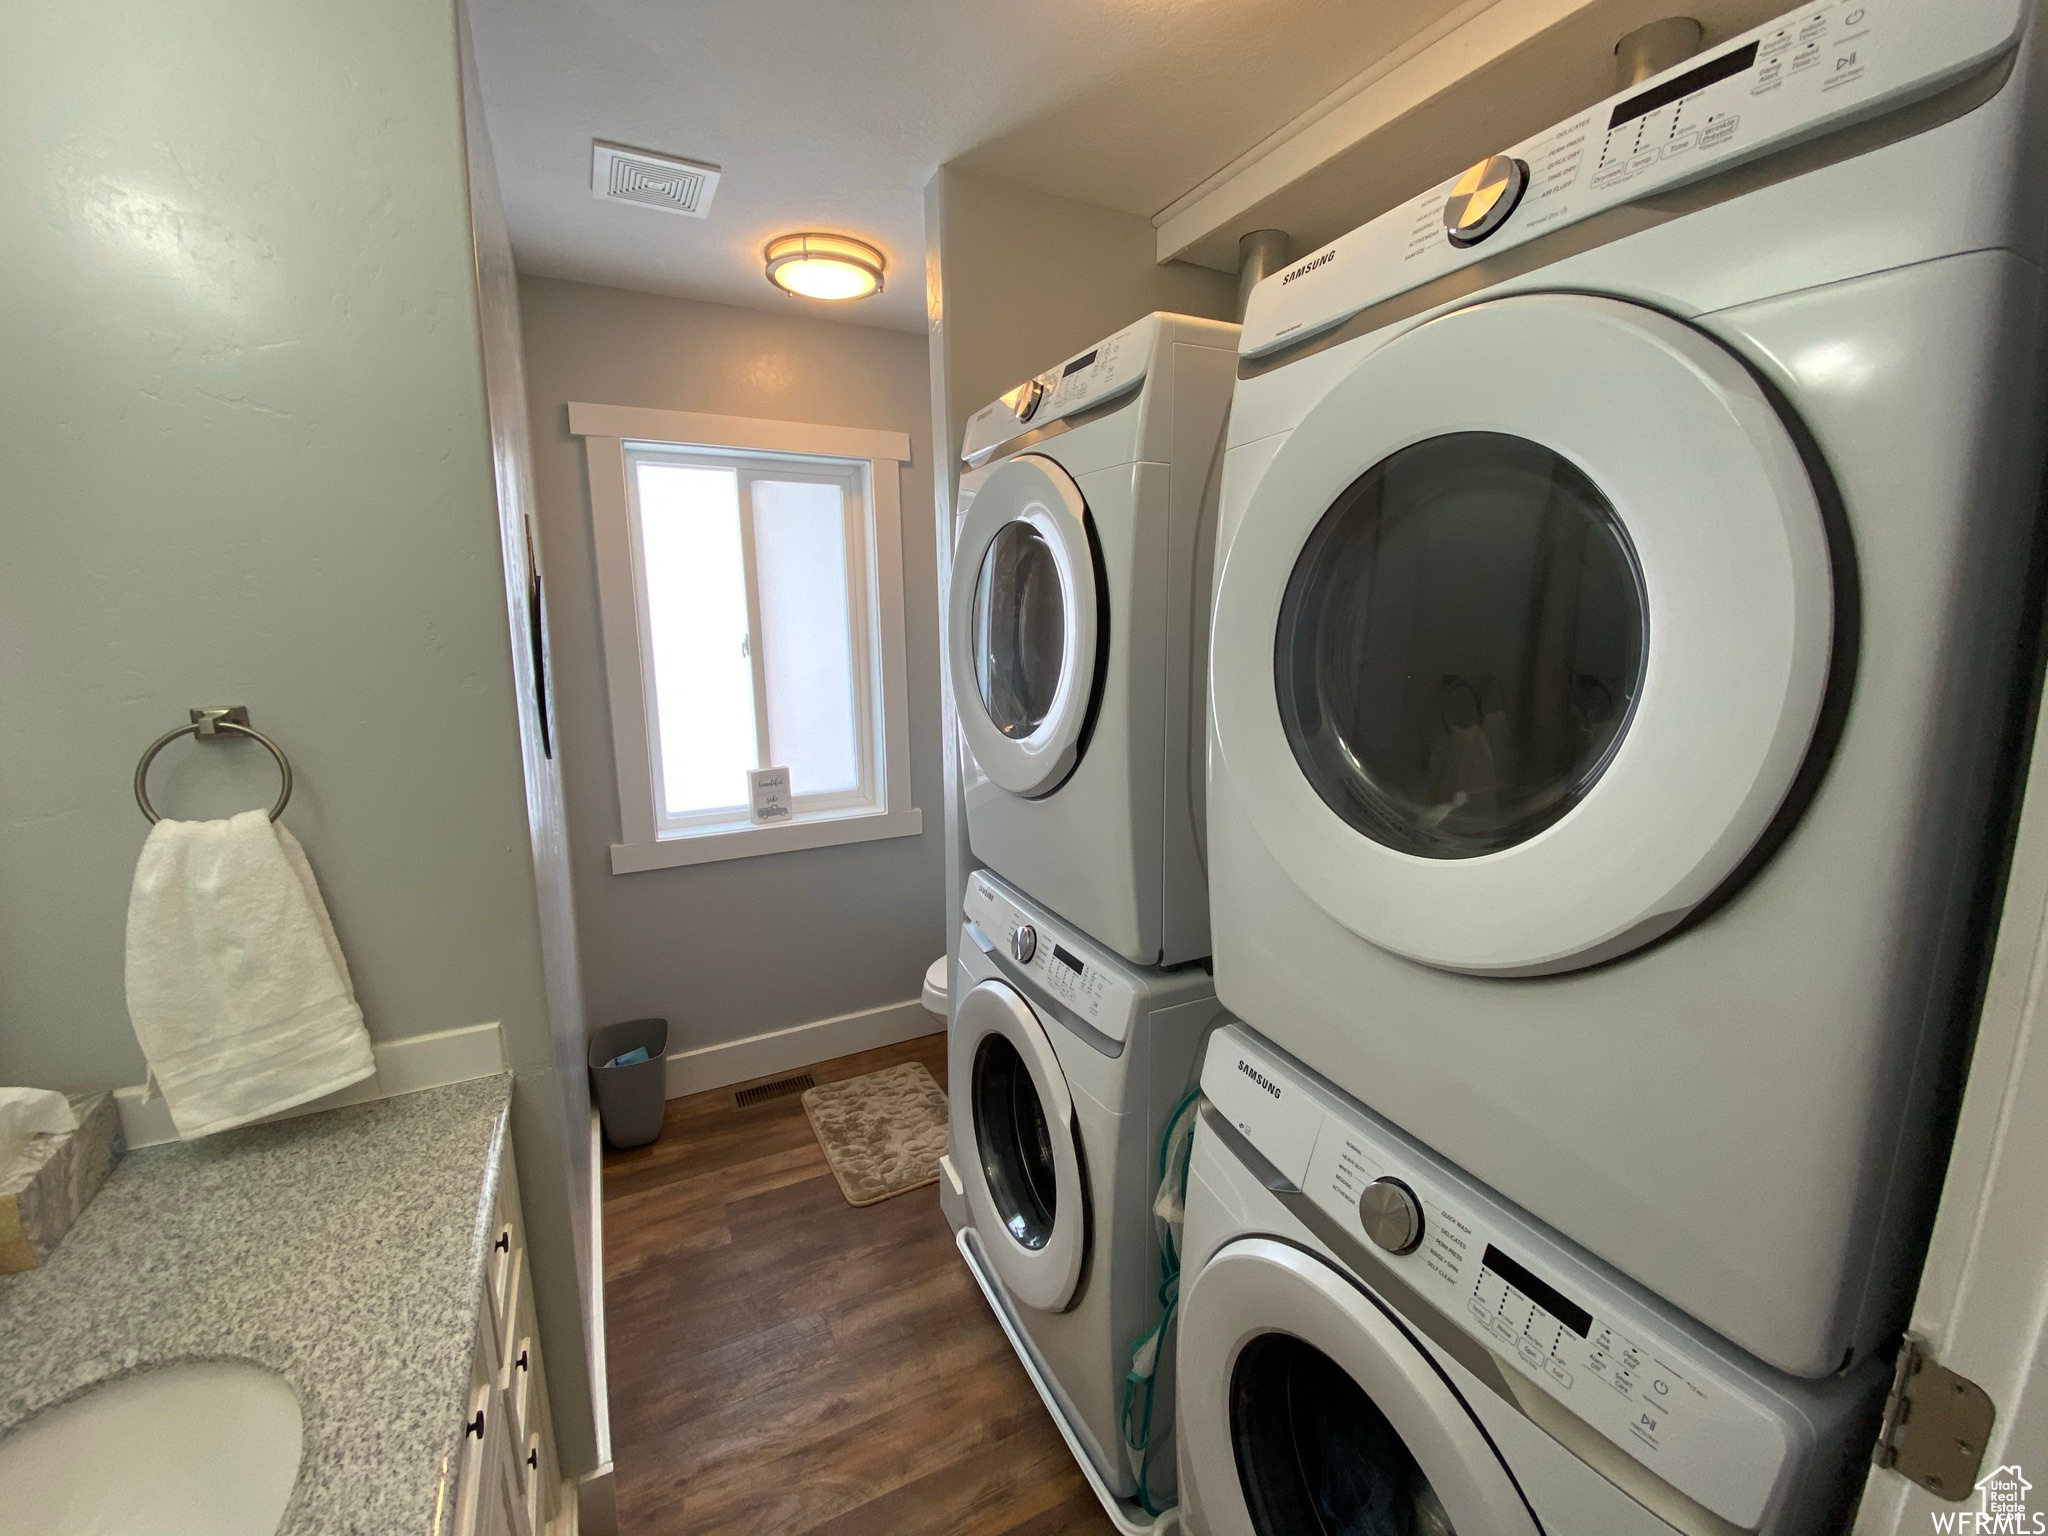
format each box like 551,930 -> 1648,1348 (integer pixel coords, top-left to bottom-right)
1872,1336 -> 1995,1502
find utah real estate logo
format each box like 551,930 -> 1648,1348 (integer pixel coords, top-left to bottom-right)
1932,1465 -> 2040,1533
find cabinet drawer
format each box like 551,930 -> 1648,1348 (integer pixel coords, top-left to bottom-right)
523,1427 -> 560,1533
486,1157 -> 526,1346
485,1216 -> 518,1345
451,1374 -> 493,1536
505,1261 -> 542,1450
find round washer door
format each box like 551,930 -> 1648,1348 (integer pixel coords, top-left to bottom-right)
956,977 -> 1088,1311
1181,1237 -> 1541,1536
949,453 -> 1102,798
1210,293 -> 1833,975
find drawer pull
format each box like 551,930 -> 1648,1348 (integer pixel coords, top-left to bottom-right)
516,1347 -> 530,1373
526,1446 -> 539,1472
465,1409 -> 486,1440
494,1230 -> 510,1253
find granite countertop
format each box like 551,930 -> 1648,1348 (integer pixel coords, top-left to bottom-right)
0,1074 -> 513,1534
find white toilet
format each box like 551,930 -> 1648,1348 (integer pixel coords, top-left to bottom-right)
922,955 -> 949,1025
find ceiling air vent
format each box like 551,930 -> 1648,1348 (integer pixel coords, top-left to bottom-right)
591,141 -> 721,219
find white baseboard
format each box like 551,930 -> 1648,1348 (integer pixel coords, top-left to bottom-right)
663,998 -> 941,1098
114,1021 -> 508,1150
586,1107 -> 611,1468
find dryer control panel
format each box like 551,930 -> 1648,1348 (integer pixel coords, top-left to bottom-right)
964,871 -> 1136,1045
962,317 -> 1155,467
1243,0 -> 2026,358
1204,1025 -> 1812,1531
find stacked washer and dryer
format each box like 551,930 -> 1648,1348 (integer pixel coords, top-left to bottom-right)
1184,3 -> 2048,1534
940,314 -> 1239,1526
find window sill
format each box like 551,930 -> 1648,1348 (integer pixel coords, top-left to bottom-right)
610,806 -> 923,873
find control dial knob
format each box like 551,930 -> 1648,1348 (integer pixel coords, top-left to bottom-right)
1442,153 -> 1529,248
1358,1177 -> 1425,1255
1011,924 -> 1038,964
1013,378 -> 1046,422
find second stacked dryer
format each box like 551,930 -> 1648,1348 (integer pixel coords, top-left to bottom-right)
951,312 -> 1238,965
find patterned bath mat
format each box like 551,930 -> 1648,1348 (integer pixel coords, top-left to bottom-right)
802,1062 -> 949,1208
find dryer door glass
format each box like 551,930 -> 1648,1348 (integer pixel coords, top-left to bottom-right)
972,1033 -> 1059,1249
948,453 -> 1101,799
1211,295 -> 1835,973
1230,1333 -> 1456,1535
973,521 -> 1067,738
1276,432 -> 1646,860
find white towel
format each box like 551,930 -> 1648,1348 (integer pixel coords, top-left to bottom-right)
124,809 -> 376,1139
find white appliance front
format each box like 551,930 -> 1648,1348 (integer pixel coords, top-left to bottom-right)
1211,293 -> 1833,976
1207,1 -> 2048,1376
954,970 -> 1088,1312
952,314 -> 1238,965
1178,1025 -> 1888,1536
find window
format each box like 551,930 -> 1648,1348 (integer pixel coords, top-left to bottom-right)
571,404 -> 919,872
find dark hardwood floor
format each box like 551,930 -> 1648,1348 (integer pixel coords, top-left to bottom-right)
602,1033 -> 1118,1536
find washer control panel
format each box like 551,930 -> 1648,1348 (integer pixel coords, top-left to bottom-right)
1244,0 -> 2025,357
1203,1026 -> 1793,1530
964,872 -> 1134,1043
962,316 -> 1155,466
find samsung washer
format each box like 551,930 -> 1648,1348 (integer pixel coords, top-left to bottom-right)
1180,1024 -> 1887,1536
949,869 -> 1224,1515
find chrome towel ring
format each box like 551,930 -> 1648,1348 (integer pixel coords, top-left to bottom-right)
134,706 -> 294,824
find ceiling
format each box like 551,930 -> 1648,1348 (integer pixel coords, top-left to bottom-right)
466,0 -> 1473,333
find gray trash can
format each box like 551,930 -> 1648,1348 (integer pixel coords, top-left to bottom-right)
588,1017 -> 668,1149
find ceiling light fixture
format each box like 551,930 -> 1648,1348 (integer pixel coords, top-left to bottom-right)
764,233 -> 885,301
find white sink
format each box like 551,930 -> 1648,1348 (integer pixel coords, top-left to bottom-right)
0,1361 -> 303,1536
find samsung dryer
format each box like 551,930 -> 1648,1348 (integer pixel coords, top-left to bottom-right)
950,869 -> 1225,1514
953,313 -> 1238,964
1180,1024 -> 1888,1536
1205,0 -> 2048,1376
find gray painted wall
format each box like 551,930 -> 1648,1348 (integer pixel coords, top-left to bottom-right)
518,276 -> 947,1055
0,0 -> 600,1474
457,1 -> 603,1474
1,0 -> 537,1086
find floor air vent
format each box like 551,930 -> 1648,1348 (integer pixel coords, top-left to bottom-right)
591,141 -> 721,218
733,1073 -> 815,1110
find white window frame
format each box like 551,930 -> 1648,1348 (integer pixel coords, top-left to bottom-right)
571,402 -> 920,873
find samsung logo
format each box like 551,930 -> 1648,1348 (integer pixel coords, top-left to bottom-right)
1237,1059 -> 1282,1099
1280,251 -> 1334,285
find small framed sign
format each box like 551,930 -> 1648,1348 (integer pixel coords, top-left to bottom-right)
748,766 -> 793,825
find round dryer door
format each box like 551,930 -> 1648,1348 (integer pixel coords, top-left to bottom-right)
1209,293 -> 1835,975
1181,1238 -> 1541,1536
949,453 -> 1103,798
956,976 -> 1088,1311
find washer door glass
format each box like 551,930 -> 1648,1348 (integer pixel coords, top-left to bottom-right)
952,974 -> 1087,1311
1276,432 -> 1646,859
973,521 -> 1067,739
1232,1333 -> 1456,1536
1178,1237 -> 1541,1536
972,1032 -> 1059,1249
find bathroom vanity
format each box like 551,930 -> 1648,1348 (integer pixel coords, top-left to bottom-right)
461,1111 -> 570,1536
0,1075 -> 574,1535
